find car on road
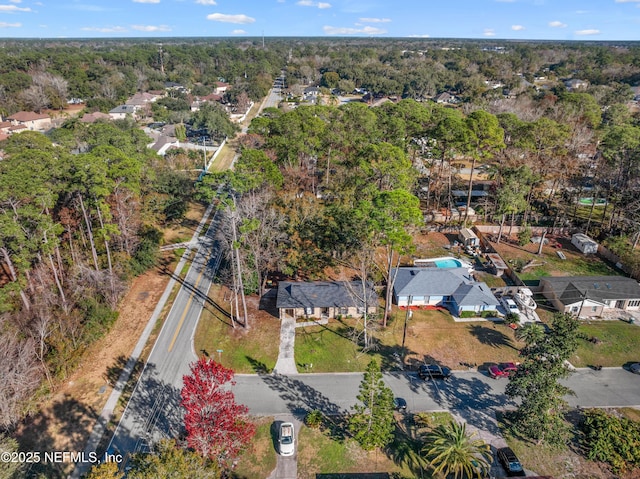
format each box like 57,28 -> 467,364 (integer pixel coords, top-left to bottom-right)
497,447 -> 525,476
630,362 -> 640,374
278,422 -> 295,456
393,397 -> 407,410
488,362 -> 518,379
418,364 -> 451,380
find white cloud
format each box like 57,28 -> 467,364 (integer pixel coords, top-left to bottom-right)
483,28 -> 496,36
195,0 -> 216,4
207,13 -> 255,24
0,4 -> 31,12
231,29 -> 246,34
323,25 -> 386,35
511,24 -> 525,31
132,0 -> 160,3
81,26 -> 128,33
359,17 -> 391,23
297,0 -> 331,8
575,29 -> 601,35
8,0 -> 22,4
132,24 -> 171,31
407,34 -> 430,38
549,20 -> 567,27
0,21 -> 21,27
615,0 -> 640,3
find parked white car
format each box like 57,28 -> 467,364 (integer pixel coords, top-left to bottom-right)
501,297 -> 521,317
278,422 -> 295,456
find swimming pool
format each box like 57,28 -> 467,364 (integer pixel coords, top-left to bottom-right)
414,256 -> 473,270
434,258 -> 463,268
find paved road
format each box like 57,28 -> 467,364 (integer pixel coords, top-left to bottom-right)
108,212 -> 225,456
233,368 -> 640,418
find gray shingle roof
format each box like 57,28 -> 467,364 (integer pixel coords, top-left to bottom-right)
392,267 -> 473,297
451,283 -> 500,307
276,281 -> 377,309
542,276 -> 640,306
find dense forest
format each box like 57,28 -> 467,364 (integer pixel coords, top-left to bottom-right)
1,37 -> 640,434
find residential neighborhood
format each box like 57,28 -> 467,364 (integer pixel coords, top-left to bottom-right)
1,31 -> 640,479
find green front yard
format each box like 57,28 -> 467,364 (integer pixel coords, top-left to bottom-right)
572,320 -> 640,367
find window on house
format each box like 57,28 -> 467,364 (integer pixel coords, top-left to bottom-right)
629,300 -> 640,308
305,307 -> 313,315
571,306 -> 579,313
339,307 -> 348,315
591,306 -> 598,312
357,306 -> 365,314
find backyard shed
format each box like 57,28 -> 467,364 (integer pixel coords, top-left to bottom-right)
571,233 -> 598,254
458,228 -> 480,248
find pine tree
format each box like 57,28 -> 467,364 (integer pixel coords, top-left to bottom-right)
348,359 -> 395,450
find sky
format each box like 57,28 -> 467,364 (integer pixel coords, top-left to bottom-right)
1,0 -> 640,40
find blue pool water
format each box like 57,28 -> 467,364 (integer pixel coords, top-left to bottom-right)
434,259 -> 462,268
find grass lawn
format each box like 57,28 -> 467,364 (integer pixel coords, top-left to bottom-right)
233,417 -> 277,478
571,320 -> 640,367
295,308 -> 523,373
379,308 -> 522,371
194,285 -> 280,373
295,319 -> 382,373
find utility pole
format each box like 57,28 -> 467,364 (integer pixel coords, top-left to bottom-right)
401,296 -> 412,361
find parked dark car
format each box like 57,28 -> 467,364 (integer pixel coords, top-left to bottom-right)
393,397 -> 407,410
497,447 -> 525,476
630,362 -> 640,374
418,364 -> 451,380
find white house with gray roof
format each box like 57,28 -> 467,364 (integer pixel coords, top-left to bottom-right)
540,275 -> 640,317
392,267 -> 500,316
276,281 -> 377,321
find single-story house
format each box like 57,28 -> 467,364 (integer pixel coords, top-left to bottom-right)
276,281 -> 377,321
392,267 -> 500,316
108,105 -> 137,120
540,275 -> 640,317
6,111 -> 51,131
564,78 -> 589,91
80,112 -> 111,124
125,92 -> 159,108
215,81 -> 230,95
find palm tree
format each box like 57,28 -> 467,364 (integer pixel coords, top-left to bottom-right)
422,420 -> 492,479
515,322 -> 545,346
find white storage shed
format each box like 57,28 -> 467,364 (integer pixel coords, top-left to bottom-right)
571,233 -> 598,254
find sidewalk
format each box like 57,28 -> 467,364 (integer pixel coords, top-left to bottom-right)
273,315 -> 298,375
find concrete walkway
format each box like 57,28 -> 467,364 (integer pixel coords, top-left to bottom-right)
273,315 -> 298,375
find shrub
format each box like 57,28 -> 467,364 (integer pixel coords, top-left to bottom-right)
305,410 -> 323,429
581,408 -> 640,474
518,226 -> 533,246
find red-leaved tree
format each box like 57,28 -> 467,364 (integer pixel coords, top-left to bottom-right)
181,357 -> 255,467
